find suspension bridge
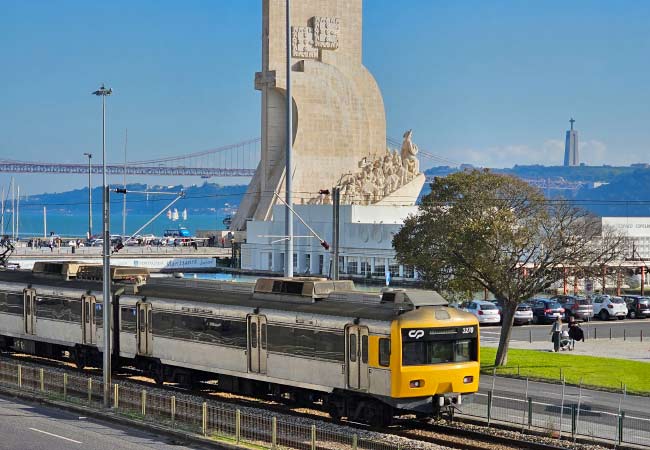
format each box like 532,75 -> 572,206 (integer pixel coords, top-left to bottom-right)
0,138 -> 458,178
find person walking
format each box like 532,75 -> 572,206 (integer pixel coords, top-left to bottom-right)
550,316 -> 562,352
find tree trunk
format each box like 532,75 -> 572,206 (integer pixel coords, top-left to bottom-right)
494,301 -> 517,366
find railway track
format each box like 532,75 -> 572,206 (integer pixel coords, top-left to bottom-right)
1,352 -> 609,450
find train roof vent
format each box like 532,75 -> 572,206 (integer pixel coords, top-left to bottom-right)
327,290 -> 383,304
32,261 -> 98,281
381,288 -> 448,308
253,277 -> 356,303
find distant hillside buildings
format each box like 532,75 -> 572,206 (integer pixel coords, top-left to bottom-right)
564,118 -> 579,166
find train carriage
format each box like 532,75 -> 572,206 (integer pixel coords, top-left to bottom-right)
0,266 -> 480,425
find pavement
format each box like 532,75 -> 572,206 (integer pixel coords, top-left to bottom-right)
480,321 -> 650,362
0,394 -> 210,450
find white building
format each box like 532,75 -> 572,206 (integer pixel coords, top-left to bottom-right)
602,217 -> 650,259
241,204 -> 418,280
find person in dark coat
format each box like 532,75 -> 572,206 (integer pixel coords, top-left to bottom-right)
567,317 -> 584,350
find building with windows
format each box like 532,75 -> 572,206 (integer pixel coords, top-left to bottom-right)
602,217 -> 650,259
241,204 -> 418,281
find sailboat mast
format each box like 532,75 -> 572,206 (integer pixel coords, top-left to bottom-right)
11,178 -> 15,241
16,185 -> 19,240
1,187 -> 4,236
123,128 -> 127,237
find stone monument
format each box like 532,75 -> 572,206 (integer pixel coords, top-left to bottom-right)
231,0 -> 423,230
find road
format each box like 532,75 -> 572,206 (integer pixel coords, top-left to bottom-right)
0,394 -> 210,450
479,318 -> 650,345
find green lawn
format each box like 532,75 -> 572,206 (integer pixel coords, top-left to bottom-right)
480,347 -> 650,395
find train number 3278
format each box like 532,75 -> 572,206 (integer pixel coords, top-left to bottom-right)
462,327 -> 475,334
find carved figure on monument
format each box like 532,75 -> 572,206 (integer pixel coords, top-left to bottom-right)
400,129 -> 420,175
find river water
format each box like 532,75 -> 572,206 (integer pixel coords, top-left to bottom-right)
3,211 -> 227,238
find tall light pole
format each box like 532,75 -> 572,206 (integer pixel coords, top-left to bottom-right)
284,0 -> 293,277
83,152 -> 93,239
92,84 -> 112,408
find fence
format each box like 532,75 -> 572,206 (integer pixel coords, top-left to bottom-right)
0,359 -> 398,450
460,372 -> 650,447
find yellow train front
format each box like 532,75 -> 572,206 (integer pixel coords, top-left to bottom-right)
328,288 -> 480,424
388,301 -> 480,417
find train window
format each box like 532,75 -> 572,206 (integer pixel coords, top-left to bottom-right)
455,339 -> 472,362
6,293 -> 24,315
121,307 -> 137,333
250,322 -> 257,348
69,300 -> 82,322
349,334 -> 357,362
36,296 -> 73,322
361,335 -> 368,364
261,323 -> 267,350
379,338 -> 390,367
96,304 -> 104,327
402,339 -> 477,366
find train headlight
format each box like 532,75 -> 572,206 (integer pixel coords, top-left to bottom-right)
463,376 -> 474,384
409,379 -> 425,388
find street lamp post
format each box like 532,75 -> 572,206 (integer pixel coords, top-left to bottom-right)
92,84 -> 112,408
284,0 -> 293,277
83,152 -> 93,239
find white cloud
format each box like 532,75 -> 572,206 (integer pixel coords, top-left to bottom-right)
579,139 -> 608,165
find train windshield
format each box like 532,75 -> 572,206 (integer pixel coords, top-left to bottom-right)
401,326 -> 478,366
402,339 -> 476,365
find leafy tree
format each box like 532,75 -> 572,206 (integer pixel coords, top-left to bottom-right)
393,170 -> 626,366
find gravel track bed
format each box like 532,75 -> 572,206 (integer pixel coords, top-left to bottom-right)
0,354 -> 612,450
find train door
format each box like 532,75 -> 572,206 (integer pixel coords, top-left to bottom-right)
346,325 -> 369,390
23,289 -> 35,335
247,315 -> 267,374
81,295 -> 96,344
136,302 -> 153,356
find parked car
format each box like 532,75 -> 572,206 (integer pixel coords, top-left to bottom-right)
530,299 -> 565,324
622,295 -> 650,319
591,295 -> 627,320
464,301 -> 501,325
551,295 -> 593,321
491,300 -> 533,325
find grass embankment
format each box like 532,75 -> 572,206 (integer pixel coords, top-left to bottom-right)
480,347 -> 650,395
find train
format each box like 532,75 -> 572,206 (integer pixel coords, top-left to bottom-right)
0,262 -> 480,425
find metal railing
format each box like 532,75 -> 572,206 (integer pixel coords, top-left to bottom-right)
461,372 -> 650,447
0,359 -> 399,450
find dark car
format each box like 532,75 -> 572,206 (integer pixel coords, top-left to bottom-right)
551,295 -> 593,321
531,299 -> 565,324
622,295 -> 650,319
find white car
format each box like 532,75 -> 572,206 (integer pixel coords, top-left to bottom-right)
592,295 -> 627,320
464,301 -> 501,325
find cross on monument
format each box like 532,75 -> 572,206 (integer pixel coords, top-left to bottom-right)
569,117 -> 575,130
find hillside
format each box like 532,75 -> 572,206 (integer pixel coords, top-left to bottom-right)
573,168 -> 650,217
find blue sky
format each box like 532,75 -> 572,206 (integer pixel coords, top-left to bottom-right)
2,0 -> 650,194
